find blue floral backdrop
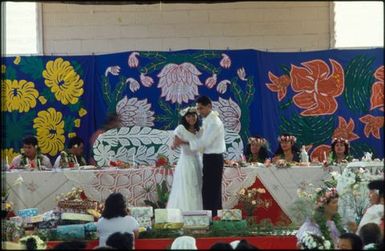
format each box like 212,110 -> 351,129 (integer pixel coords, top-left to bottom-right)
1,48 -> 384,163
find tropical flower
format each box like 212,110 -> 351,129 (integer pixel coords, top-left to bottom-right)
290,59 -> 344,116
205,73 -> 217,88
157,62 -> 203,104
359,114 -> 384,139
116,96 -> 155,127
93,142 -> 114,167
237,67 -> 247,81
105,65 -> 121,77
33,107 -> 65,156
212,97 -> 241,133
13,56 -> 21,65
128,52 -> 140,68
220,53 -> 231,68
2,79 -> 39,112
2,148 -> 19,165
126,78 -> 140,92
78,108 -> 87,117
370,66 -> 384,111
140,73 -> 154,87
332,116 -> 359,142
38,96 -> 47,105
265,72 -> 291,101
310,144 -> 331,162
225,140 -> 244,161
216,79 -> 230,94
42,58 -> 84,105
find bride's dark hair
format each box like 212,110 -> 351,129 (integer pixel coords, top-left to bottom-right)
181,111 -> 200,132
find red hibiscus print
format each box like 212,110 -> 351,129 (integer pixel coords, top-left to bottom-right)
370,66 -> 384,111
359,115 -> 384,139
290,59 -> 344,116
265,72 -> 291,101
332,116 -> 359,142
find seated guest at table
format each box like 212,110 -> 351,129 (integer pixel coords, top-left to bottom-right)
244,136 -> 270,163
272,133 -> 300,163
10,136 -> 52,169
54,136 -> 87,168
52,240 -> 86,250
296,187 -> 345,249
359,223 -> 382,250
326,137 -> 353,165
106,232 -> 133,250
96,192 -> 139,247
89,112 -> 122,165
337,233 -> 363,250
209,242 -> 233,250
231,239 -> 259,249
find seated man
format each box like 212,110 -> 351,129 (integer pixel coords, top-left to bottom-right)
10,136 -> 52,169
54,136 -> 87,168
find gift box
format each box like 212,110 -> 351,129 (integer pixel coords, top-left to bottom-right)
217,209 -> 242,221
84,222 -> 99,240
9,216 -> 23,225
24,214 -> 44,224
17,208 -> 38,218
136,217 -> 152,229
61,212 -> 94,222
154,209 -> 183,224
182,215 -> 210,229
183,210 -> 212,220
56,224 -> 85,241
129,207 -> 153,218
43,210 -> 61,222
211,220 -> 247,231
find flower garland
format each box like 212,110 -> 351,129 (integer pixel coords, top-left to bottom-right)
19,235 -> 47,250
19,146 -> 44,169
60,149 -> 86,168
300,231 -> 332,249
277,135 -> 297,143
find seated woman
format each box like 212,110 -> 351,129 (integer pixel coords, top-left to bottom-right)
244,136 -> 270,163
296,187 -> 346,249
327,137 -> 353,165
54,136 -> 87,168
272,133 -> 300,163
10,136 -> 52,169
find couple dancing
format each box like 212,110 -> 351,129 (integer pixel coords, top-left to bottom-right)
167,96 -> 226,216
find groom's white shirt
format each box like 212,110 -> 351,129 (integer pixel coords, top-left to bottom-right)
189,110 -> 226,154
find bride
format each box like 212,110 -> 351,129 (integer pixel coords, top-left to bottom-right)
167,106 -> 203,211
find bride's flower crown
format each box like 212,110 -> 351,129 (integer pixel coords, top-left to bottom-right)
179,106 -> 197,117
277,135 -> 297,143
315,187 -> 338,208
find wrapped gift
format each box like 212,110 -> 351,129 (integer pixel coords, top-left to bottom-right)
211,220 -> 247,231
17,208 -> 38,218
43,210 -> 61,222
154,209 -> 183,224
136,217 -> 152,229
217,209 -> 242,221
24,214 -> 44,224
129,207 -> 153,218
9,216 -> 23,225
84,222 -> 98,240
183,215 -> 210,229
56,224 -> 85,241
183,210 -> 212,220
61,212 -> 94,222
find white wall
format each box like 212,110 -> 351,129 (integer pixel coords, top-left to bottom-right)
42,1 -> 332,55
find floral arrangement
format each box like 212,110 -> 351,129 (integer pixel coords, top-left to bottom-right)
19,146 -> 44,170
299,231 -> 332,250
237,187 -> 269,217
19,234 -> 47,250
275,159 -> 292,168
155,154 -> 172,168
56,187 -> 103,215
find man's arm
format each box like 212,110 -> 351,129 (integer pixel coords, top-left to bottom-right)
190,119 -> 220,151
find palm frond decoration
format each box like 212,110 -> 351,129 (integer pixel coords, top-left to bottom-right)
349,141 -> 377,159
156,100 -> 181,130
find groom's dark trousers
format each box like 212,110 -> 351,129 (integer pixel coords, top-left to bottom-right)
202,153 -> 224,217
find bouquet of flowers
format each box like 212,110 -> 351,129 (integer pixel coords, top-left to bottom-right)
299,231 -> 332,250
19,235 -> 47,250
238,187 -> 269,217
155,154 -> 172,168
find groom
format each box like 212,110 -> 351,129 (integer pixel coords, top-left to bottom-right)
174,96 -> 226,216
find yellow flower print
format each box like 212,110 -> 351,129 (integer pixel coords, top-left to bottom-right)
2,79 -> 39,112
1,65 -> 6,74
14,56 -> 21,65
42,58 -> 84,105
33,107 -> 65,156
38,96 -> 47,105
74,119 -> 81,128
78,108 -> 87,117
68,132 -> 77,138
2,148 -> 19,164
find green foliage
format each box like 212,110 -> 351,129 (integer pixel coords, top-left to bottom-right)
343,55 -> 375,114
18,56 -> 44,80
156,100 -> 180,130
5,111 -> 36,149
40,88 -> 55,103
279,115 -> 334,146
101,75 -> 127,114
64,115 -> 75,133
71,60 -> 84,77
68,100 -> 82,113
144,180 -> 169,209
5,65 -> 17,80
349,141 -> 377,159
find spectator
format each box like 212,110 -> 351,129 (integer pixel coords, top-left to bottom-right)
54,136 -> 87,168
106,232 -> 133,250
52,240 -> 86,250
170,236 -> 197,250
272,133 -> 300,163
209,242 -> 233,250
337,233 -> 363,250
326,137 -> 353,165
96,192 -> 139,247
359,223 -> 382,250
244,136 -> 270,163
231,239 -> 259,250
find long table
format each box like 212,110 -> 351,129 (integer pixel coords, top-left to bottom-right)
5,162 -> 383,223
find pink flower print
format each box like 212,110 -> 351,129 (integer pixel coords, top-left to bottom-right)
205,73 -> 217,89
140,73 -> 154,87
126,78 -> 140,92
220,53 -> 231,69
216,80 -> 231,94
237,67 -> 247,81
128,52 -> 139,68
157,63 -> 203,104
105,66 -> 120,77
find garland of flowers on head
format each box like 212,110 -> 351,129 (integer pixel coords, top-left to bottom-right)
328,138 -> 353,165
20,146 -> 44,169
247,137 -> 269,162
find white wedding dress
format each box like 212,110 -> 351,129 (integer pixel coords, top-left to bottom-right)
167,125 -> 203,212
